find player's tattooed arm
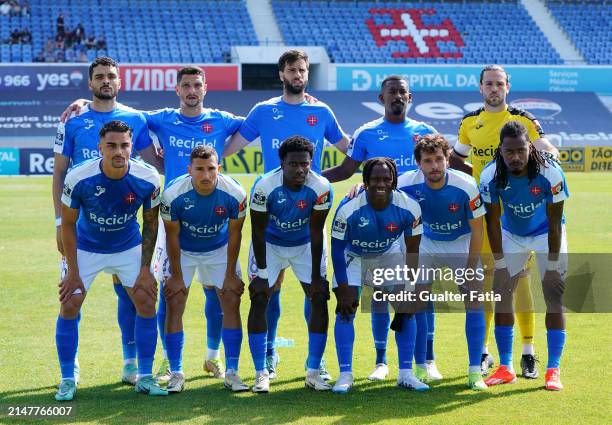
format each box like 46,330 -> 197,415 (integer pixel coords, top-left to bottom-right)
309,209 -> 329,282
250,210 -> 269,270
141,205 -> 160,267
52,154 -> 70,254
546,201 -> 564,259
322,156 -> 361,183
222,132 -> 250,158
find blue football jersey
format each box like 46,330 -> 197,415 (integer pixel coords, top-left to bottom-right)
249,168 -> 333,247
160,173 -> 247,253
54,103 -> 152,165
145,108 -> 243,186
479,160 -> 569,237
61,158 -> 161,254
347,117 -> 437,173
331,190 -> 423,256
238,96 -> 344,173
398,169 -> 485,241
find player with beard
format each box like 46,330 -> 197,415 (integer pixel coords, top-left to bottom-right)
52,56 -> 162,387
449,65 -> 559,379
224,50 -> 350,381
323,75 -> 440,383
479,121 -> 568,391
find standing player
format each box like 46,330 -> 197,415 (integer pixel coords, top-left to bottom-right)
160,146 -> 247,393
52,56 -> 161,386
247,136 -> 333,393
480,121 -> 568,391
330,157 -> 426,393
224,49 -> 350,380
398,134 -> 487,390
323,75 -> 440,382
55,121 -> 165,401
60,66 -> 245,381
449,65 -> 559,378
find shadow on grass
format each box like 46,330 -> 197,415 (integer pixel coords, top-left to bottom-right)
0,374 -> 544,425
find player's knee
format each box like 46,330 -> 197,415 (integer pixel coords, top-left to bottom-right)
133,296 -> 156,318
60,296 -> 84,318
310,291 -> 329,312
166,292 -> 187,310
221,291 -> 241,312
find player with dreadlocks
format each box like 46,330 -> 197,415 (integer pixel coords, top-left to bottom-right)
479,121 -> 569,391
330,157 -> 426,393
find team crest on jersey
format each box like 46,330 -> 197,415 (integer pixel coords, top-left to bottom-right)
295,199 -> 308,210
332,218 -> 346,233
124,192 -> 137,204
551,181 -> 564,196
306,115 -> 318,126
530,185 -> 542,196
316,191 -> 330,206
252,190 -> 266,206
202,122 -> 213,133
214,206 -> 227,216
448,203 -> 460,213
385,222 -> 399,232
469,194 -> 482,210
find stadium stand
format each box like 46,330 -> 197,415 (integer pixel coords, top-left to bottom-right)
0,0 -> 258,63
272,0 -> 564,64
547,0 -> 611,65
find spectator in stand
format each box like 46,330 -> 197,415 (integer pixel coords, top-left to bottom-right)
74,23 -> 85,43
0,2 -> 10,16
85,35 -> 96,50
33,51 -> 45,62
57,13 -> 65,37
96,36 -> 106,50
20,27 -> 32,44
10,29 -> 21,44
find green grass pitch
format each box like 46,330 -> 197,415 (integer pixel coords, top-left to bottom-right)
0,173 -> 611,424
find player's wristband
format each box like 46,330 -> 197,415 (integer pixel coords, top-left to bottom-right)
494,258 -> 507,270
257,268 -> 268,279
55,217 -> 62,227
546,260 -> 560,271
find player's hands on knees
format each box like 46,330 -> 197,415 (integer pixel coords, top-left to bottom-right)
335,283 -> 354,321
492,267 -> 513,295
59,271 -> 85,303
134,268 -> 158,301
309,276 -> 330,301
222,273 -> 245,297
542,270 -> 565,299
348,183 -> 364,199
55,227 -> 64,255
249,276 -> 269,296
163,274 -> 185,300
60,99 -> 89,123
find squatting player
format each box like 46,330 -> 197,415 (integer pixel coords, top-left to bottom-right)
248,136 -> 333,393
398,134 -> 487,390
323,75 -> 440,383
449,65 -> 559,378
330,157 -> 426,393
480,121 -> 568,391
55,121 -> 165,401
224,49 -> 350,380
160,146 -> 247,393
53,56 -> 161,386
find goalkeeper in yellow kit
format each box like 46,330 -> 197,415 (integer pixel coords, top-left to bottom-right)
449,65 -> 559,378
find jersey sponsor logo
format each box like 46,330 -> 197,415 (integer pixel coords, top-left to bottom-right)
182,220 -> 226,235
306,115 -> 318,126
270,213 -> 309,230
393,154 -> 417,168
351,235 -> 400,249
448,203 -> 459,213
428,220 -> 463,232
551,181 -> 564,196
469,194 -> 482,210
385,222 -> 398,232
94,185 -> 106,197
168,135 -> 215,149
295,199 -> 308,210
505,200 -> 545,218
472,145 -> 496,158
332,217 -> 347,233
214,205 -> 227,216
89,211 -> 136,226
82,148 -> 100,159
124,192 -> 137,204
358,217 -> 370,227
530,185 -> 542,196
252,190 -> 266,207
315,191 -> 330,206
202,122 -> 213,133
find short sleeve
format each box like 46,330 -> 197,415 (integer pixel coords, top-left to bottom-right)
324,106 -> 344,145
55,120 -> 75,157
61,172 -> 81,209
403,209 -> 423,237
331,207 -> 348,240
347,130 -> 367,162
144,109 -> 166,133
221,110 -> 244,136
143,178 -> 161,210
160,193 -> 176,222
312,181 -> 333,211
479,177 -> 498,204
249,179 -> 268,213
238,104 -> 261,142
133,114 -> 153,152
545,165 -> 569,204
455,118 -> 472,157
464,182 -> 486,219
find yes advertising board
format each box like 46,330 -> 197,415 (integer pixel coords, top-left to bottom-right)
0,64 -> 239,94
335,65 -> 612,95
